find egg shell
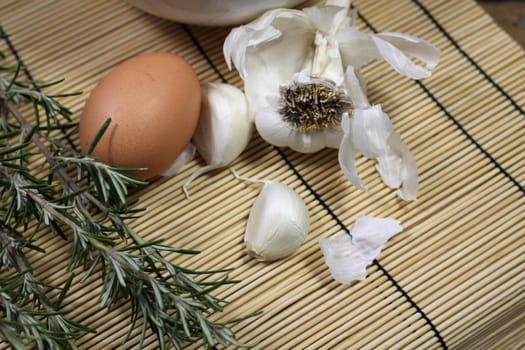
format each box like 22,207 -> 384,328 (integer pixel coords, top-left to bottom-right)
79,52 -> 201,179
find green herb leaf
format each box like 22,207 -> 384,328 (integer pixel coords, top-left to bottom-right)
86,117 -> 111,156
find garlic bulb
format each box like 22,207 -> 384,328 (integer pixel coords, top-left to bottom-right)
223,0 -> 439,200
319,215 -> 403,284
183,82 -> 252,198
242,177 -> 309,261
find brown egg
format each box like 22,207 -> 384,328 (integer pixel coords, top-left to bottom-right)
79,52 -> 201,179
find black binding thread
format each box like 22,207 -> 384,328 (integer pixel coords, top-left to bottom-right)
412,0 -> 525,117
182,25 -> 227,82
1,25 -> 37,86
182,23 -> 449,349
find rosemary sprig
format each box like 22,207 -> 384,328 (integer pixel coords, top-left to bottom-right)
0,28 -> 249,349
0,224 -> 92,349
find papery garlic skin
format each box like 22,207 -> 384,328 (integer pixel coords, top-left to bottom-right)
224,0 -> 439,200
160,142 -> 195,177
183,82 -> 252,198
340,68 -> 419,200
319,234 -> 368,282
320,215 -> 403,284
245,181 -> 309,261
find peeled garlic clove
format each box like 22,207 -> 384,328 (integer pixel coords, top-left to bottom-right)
245,181 -> 309,261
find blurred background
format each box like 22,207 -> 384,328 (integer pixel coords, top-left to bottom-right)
478,0 -> 525,48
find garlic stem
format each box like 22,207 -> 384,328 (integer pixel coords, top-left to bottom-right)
311,0 -> 351,78
182,163 -> 225,199
311,32 -> 328,76
229,168 -> 270,186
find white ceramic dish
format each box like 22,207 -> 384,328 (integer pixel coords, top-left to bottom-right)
126,0 -> 305,26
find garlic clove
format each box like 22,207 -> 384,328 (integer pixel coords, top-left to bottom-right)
254,107 -> 294,148
244,181 -> 309,261
320,215 -> 403,284
193,82 -> 252,166
183,82 -> 252,199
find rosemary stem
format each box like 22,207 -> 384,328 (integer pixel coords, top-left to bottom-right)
5,101 -> 114,219
0,167 -> 109,259
5,100 -> 78,185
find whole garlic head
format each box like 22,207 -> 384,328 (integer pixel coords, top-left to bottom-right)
244,181 -> 309,261
223,0 -> 440,200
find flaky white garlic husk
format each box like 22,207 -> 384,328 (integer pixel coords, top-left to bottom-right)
183,82 -> 252,198
160,142 -> 196,177
243,179 -> 310,261
320,215 -> 403,284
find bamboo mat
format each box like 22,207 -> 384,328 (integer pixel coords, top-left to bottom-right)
1,0 -> 524,349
